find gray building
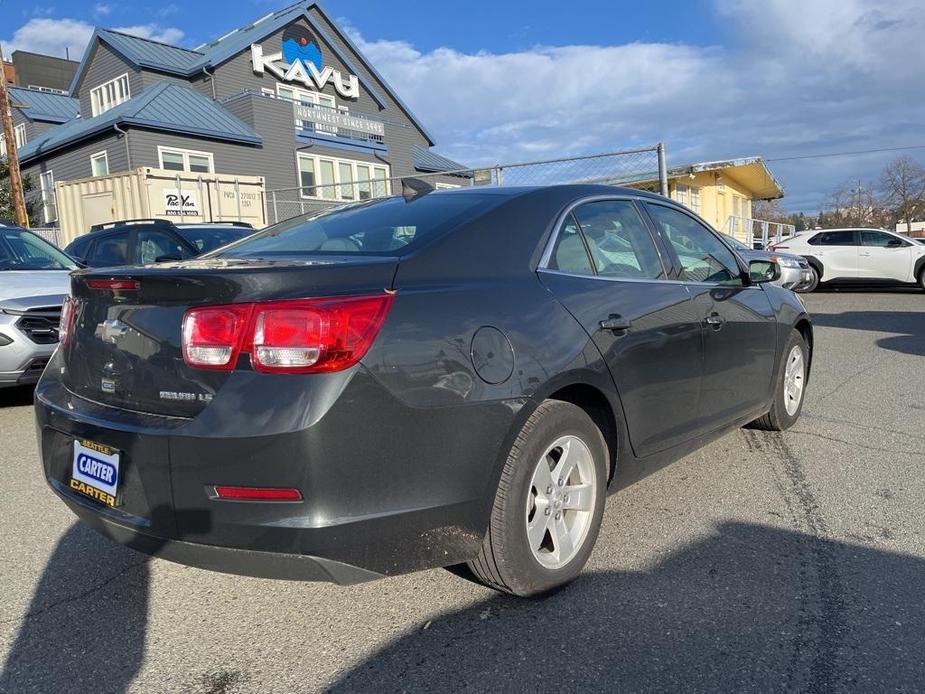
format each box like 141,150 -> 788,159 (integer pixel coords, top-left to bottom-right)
13,1 -> 467,227
11,51 -> 79,93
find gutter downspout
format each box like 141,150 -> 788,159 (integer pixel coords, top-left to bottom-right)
202,67 -> 216,100
114,124 -> 131,169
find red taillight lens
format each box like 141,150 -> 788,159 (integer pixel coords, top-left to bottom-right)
251,295 -> 393,373
769,245 -> 789,250
211,486 -> 302,502
180,294 -> 393,373
87,279 -> 140,291
181,305 -> 250,369
59,295 -> 77,346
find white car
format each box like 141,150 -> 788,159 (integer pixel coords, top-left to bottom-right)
769,228 -> 925,292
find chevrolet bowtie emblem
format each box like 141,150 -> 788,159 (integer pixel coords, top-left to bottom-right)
96,319 -> 129,345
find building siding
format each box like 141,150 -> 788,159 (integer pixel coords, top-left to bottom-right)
75,43 -> 142,118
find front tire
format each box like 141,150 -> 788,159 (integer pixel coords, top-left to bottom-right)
749,330 -> 808,431
468,400 -> 608,596
917,267 -> 925,293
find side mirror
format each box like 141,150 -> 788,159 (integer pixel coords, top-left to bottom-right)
749,259 -> 780,284
886,238 -> 904,248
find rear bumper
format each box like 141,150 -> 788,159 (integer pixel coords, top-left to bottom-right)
35,356 -> 521,582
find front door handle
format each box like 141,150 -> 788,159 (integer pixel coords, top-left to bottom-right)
600,314 -> 631,334
705,312 -> 724,330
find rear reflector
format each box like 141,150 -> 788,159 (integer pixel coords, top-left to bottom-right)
211,486 -> 302,501
181,293 -> 393,374
87,279 -> 140,291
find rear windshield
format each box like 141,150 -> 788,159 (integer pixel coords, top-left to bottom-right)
215,193 -> 501,258
177,227 -> 252,254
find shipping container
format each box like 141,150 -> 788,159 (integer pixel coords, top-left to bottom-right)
54,168 -> 267,245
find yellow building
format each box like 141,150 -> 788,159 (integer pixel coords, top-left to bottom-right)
627,156 -> 785,238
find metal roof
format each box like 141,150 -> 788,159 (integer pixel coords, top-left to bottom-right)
67,1 -> 437,146
8,87 -> 79,123
17,82 -> 261,164
412,145 -> 467,174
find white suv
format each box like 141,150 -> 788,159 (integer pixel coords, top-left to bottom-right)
769,228 -> 925,292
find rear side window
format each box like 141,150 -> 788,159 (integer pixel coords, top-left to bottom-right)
549,215 -> 595,276
135,229 -> 192,264
217,194 -> 504,258
86,234 -> 129,266
573,200 -> 665,280
809,230 -> 857,246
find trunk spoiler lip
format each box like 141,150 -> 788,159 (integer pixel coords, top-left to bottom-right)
72,255 -> 400,278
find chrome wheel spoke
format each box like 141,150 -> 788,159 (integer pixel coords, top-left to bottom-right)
783,345 -> 805,416
549,516 -> 575,562
561,482 -> 593,511
527,501 -> 551,549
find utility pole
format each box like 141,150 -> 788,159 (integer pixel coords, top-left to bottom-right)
0,43 -> 29,227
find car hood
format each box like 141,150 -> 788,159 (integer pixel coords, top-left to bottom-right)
0,270 -> 72,310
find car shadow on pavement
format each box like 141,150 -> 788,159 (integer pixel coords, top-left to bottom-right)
0,385 -> 35,409
1,523 -> 150,694
811,310 -> 925,356
331,522 -> 925,692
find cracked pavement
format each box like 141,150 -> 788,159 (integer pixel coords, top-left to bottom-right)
1,289 -> 923,693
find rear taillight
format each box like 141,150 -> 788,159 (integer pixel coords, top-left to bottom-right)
59,296 -> 77,346
181,293 -> 393,374
181,305 -> 250,369
87,279 -> 140,291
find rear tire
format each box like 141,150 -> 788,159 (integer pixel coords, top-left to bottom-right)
797,264 -> 820,293
468,400 -> 608,597
749,330 -> 808,431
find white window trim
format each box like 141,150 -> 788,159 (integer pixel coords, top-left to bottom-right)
14,123 -> 27,149
157,146 -> 215,173
90,72 -> 131,117
39,170 -> 56,224
90,150 -> 109,177
296,153 -> 390,201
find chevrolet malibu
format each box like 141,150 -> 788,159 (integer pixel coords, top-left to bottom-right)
36,185 -> 812,596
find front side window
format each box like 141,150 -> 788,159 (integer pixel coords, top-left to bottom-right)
647,203 -> 742,285
0,229 -> 76,270
90,73 -> 131,116
158,147 -> 214,174
572,200 -> 665,280
809,230 -> 857,246
861,230 -> 904,247
216,193 -> 503,258
135,229 -> 190,264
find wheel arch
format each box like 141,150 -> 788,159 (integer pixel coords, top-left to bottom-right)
803,255 -> 824,279
914,255 -> 925,282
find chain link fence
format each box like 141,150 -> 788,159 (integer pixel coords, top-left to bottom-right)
29,227 -> 65,248
266,144 -> 667,225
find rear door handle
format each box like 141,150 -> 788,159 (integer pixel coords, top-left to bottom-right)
705,312 -> 724,330
600,314 -> 631,334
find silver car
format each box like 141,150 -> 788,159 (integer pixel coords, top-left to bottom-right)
0,226 -> 75,388
721,234 -> 813,291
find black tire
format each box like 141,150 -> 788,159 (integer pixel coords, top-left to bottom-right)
749,330 -> 808,431
468,400 -> 608,597
918,266 -> 925,293
796,264 -> 820,293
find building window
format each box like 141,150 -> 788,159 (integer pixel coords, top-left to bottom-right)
28,85 -> 67,95
14,123 -> 27,149
278,84 -> 340,134
90,73 -> 131,116
39,170 -> 56,223
689,186 -> 701,214
90,151 -> 109,177
158,146 -> 214,173
0,135 -> 5,159
297,153 -> 389,201
674,184 -> 689,206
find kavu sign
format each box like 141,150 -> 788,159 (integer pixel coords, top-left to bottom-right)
251,25 -> 360,99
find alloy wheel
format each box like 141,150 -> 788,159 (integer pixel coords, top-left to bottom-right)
784,345 -> 805,416
525,435 -> 597,570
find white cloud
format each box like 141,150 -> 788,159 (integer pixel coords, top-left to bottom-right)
0,18 -> 184,60
94,3 -> 112,16
347,0 -> 925,210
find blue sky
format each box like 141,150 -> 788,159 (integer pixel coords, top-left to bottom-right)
2,0 -> 923,212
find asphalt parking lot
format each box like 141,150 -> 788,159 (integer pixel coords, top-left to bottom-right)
1,290 -> 923,693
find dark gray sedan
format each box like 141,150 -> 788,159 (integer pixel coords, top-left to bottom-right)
35,185 -> 812,597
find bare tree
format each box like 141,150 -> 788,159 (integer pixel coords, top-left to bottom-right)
880,156 -> 925,233
752,199 -> 789,223
826,178 -> 887,227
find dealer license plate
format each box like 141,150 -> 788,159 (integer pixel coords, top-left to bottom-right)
70,439 -> 121,507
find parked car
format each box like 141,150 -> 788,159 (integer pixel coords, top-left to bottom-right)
0,225 -> 75,388
769,228 -> 925,291
36,185 -> 812,597
721,234 -> 814,292
63,219 -> 253,267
